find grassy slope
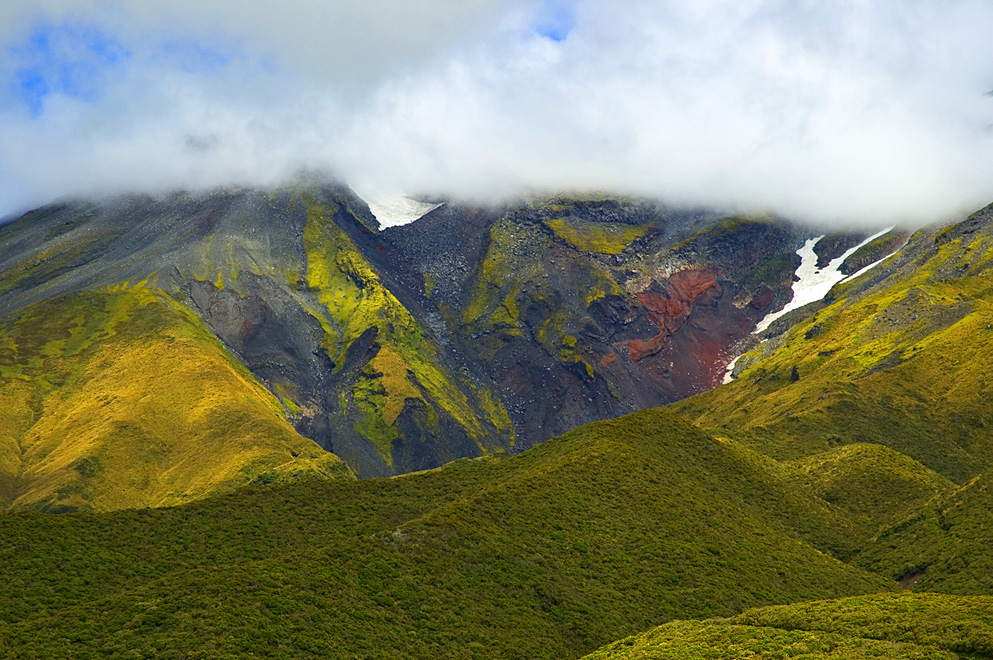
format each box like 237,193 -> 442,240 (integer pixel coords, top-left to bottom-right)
583,593 -> 993,659
855,471 -> 993,595
0,409 -> 893,659
673,215 -> 993,484
0,285 -> 353,512
781,444 -> 954,534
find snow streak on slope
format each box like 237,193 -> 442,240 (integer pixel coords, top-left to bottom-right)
839,246 -> 903,284
362,194 -> 444,228
754,226 -> 894,334
722,226 -> 896,385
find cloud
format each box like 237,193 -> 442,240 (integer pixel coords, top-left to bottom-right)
2,0 -> 993,225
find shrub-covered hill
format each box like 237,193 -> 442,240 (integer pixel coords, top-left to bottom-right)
582,593 -> 993,659
780,444 -> 954,536
0,409 -> 894,659
673,202 -> 993,485
854,470 -> 993,595
0,284 -> 353,512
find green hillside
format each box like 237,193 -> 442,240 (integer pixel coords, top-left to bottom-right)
583,593 -> 993,659
0,285 -> 352,512
855,470 -> 993,595
673,205 -> 993,484
781,444 -> 954,534
0,409 -> 893,659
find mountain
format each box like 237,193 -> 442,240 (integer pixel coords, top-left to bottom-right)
0,409 -> 893,659
6,184 -> 993,657
0,180 -> 888,498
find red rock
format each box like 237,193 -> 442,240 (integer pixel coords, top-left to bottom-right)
628,333 -> 666,361
749,286 -> 775,309
599,351 -> 617,368
668,269 -> 717,303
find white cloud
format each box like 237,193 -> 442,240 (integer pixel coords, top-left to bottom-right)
2,0 -> 993,225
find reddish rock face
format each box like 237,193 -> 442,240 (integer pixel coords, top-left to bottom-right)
627,334 -> 666,361
749,286 -> 775,310
668,269 -> 718,303
636,292 -> 685,333
628,269 -> 719,361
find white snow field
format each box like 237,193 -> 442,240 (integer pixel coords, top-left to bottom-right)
361,193 -> 444,228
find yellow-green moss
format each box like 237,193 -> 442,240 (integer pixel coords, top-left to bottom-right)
303,201 -> 497,446
536,312 -> 595,379
585,269 -> 624,306
273,382 -> 303,419
474,385 -> 516,447
545,218 -> 647,255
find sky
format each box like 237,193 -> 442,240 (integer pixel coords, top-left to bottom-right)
3,0 -> 993,226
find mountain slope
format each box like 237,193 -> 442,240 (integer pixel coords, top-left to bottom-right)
673,203 -> 993,484
0,408 -> 894,659
2,183 -> 881,481
0,284 -> 352,511
854,470 -> 993,594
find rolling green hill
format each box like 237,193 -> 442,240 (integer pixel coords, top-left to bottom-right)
0,409 -> 893,659
582,593 -> 993,659
780,443 -> 954,534
855,470 -> 993,595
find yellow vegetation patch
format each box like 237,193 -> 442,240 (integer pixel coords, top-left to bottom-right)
545,218 -> 647,255
371,346 -> 424,425
0,288 -> 353,512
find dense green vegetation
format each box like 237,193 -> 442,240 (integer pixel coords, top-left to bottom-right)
855,471 -> 993,595
780,444 -> 954,534
0,409 -> 893,658
583,593 -> 993,659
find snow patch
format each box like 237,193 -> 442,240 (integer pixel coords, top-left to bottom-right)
721,353 -> 744,385
754,226 -> 894,333
361,193 -> 443,228
721,226 -> 897,384
839,248 -> 901,284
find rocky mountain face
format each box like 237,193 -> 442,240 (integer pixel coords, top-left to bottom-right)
0,181 -> 889,493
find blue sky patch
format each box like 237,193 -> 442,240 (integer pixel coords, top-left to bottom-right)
4,21 -> 241,117
534,1 -> 576,42
159,39 -> 234,75
7,22 -> 132,116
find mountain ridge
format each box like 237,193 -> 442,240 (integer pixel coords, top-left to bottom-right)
0,180 -> 892,491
